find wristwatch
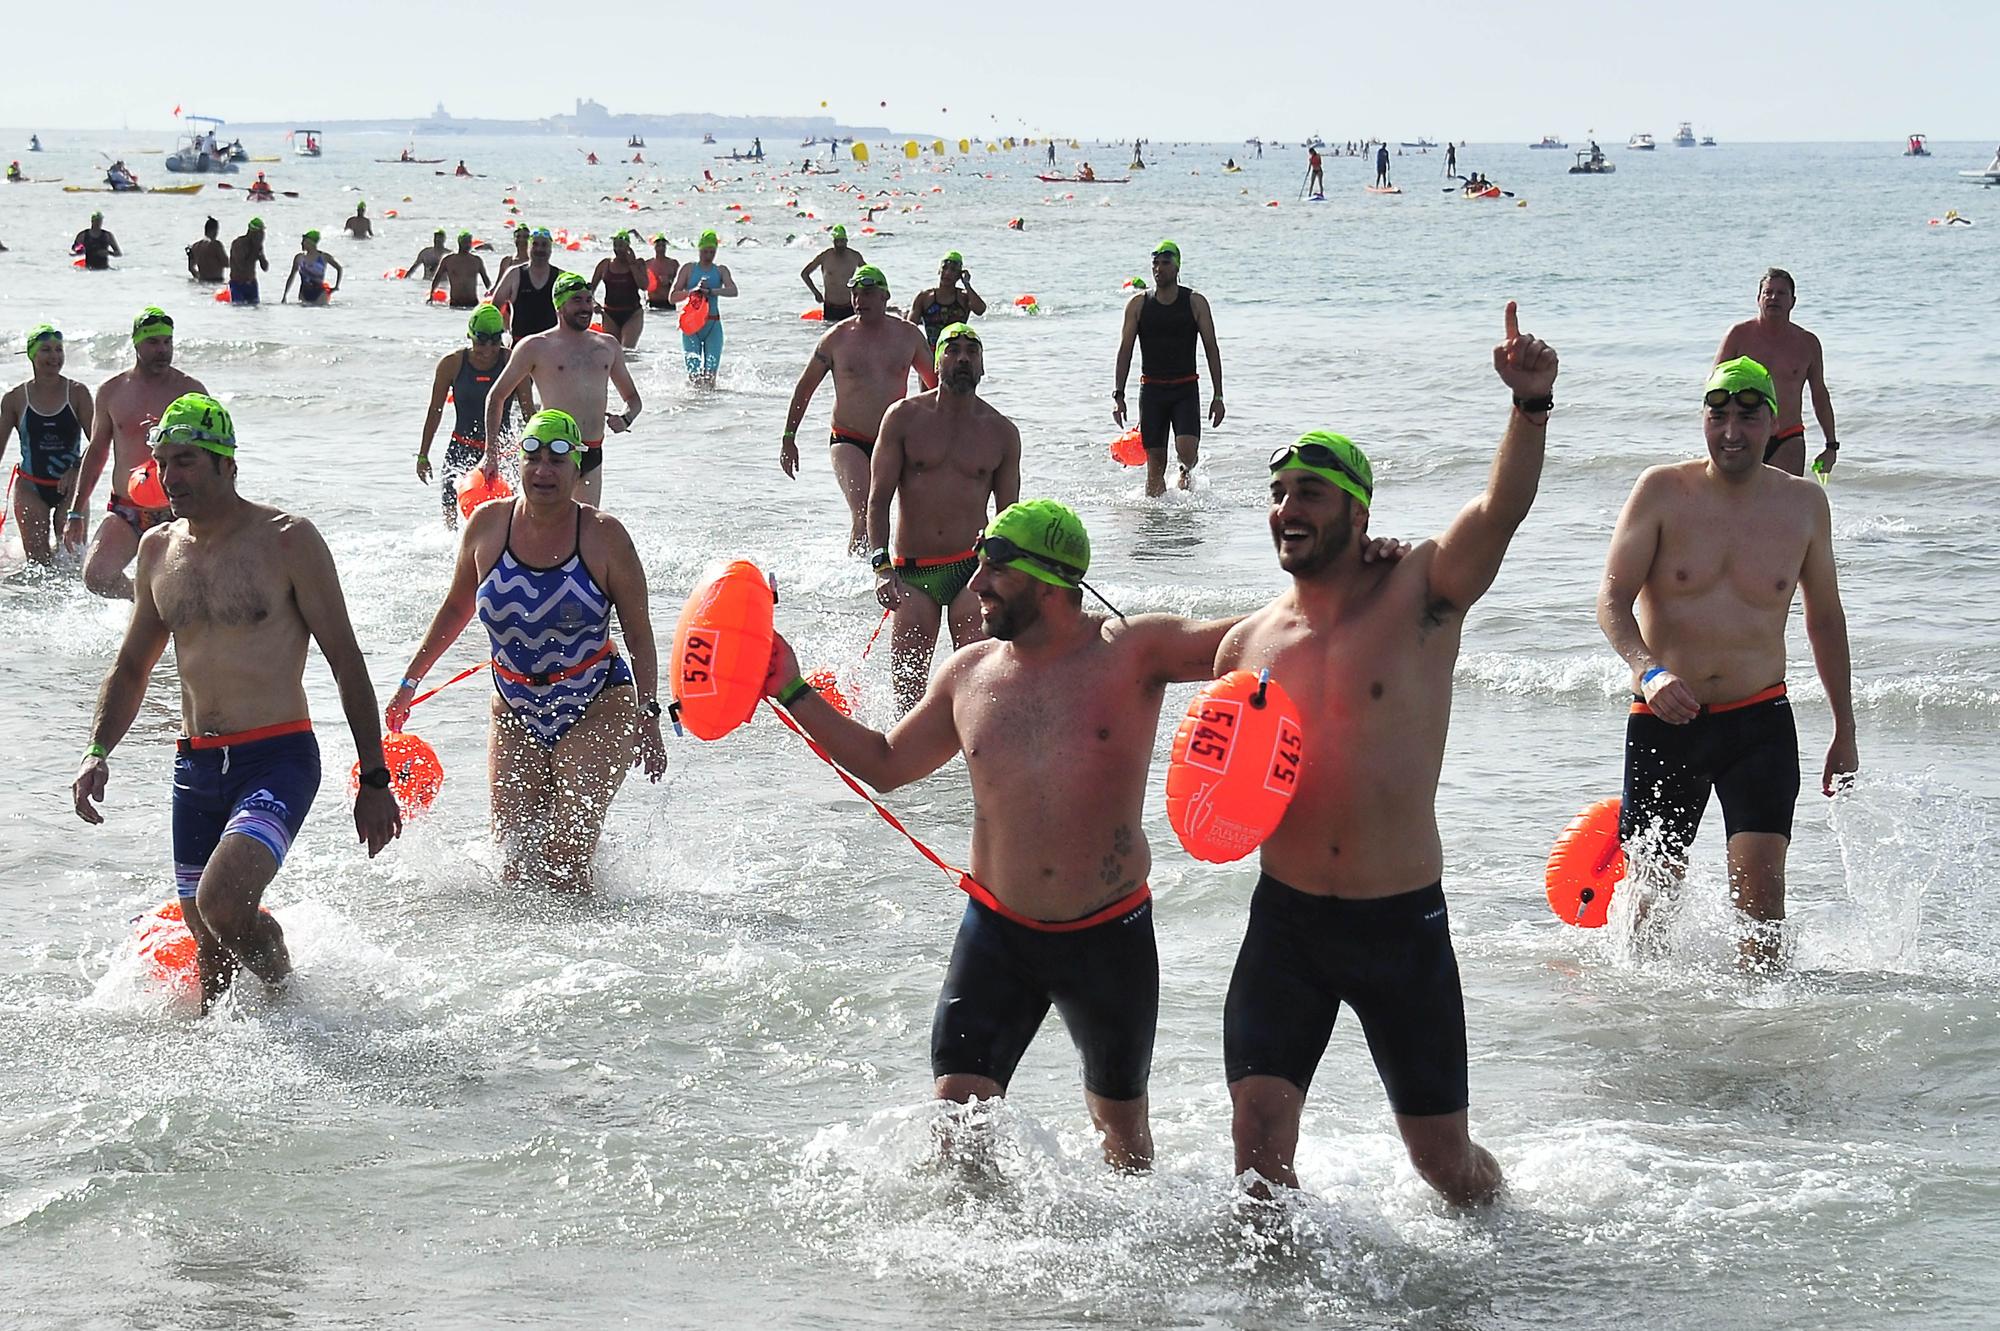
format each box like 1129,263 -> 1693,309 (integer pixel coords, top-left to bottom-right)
357,766 -> 392,789
639,698 -> 662,720
1512,393 -> 1555,414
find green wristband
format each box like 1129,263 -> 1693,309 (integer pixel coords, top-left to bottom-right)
85,742 -> 108,760
777,675 -> 812,707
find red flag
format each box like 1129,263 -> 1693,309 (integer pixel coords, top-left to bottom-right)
172,104 -> 181,117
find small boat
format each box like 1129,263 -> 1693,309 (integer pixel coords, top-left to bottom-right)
1673,121 -> 1697,147
293,128 -> 323,157
1529,136 -> 1568,149
1461,184 -> 1503,199
1627,133 -> 1655,150
64,183 -> 204,195
1904,134 -> 1930,157
1568,150 -> 1616,175
376,156 -> 446,164
1401,139 -> 1437,148
1959,170 -> 2000,187
164,114 -> 240,174
1037,174 -> 1130,184
1701,136 -> 1718,147
627,135 -> 646,148
701,133 -> 716,145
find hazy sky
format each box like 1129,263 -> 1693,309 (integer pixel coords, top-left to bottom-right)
3,0 -> 1994,142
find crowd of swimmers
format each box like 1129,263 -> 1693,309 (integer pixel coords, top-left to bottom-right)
7,194 -> 1859,1209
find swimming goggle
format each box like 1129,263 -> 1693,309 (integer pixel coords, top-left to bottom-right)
519,436 -> 584,460
1268,442 -> 1371,497
1703,388 -> 1772,412
472,331 -> 504,345
153,423 -> 236,456
974,535 -> 1127,619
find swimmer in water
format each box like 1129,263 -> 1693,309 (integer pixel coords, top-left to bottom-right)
1598,355 -> 1856,972
185,217 -> 227,283
386,409 -> 666,894
1712,268 -> 1841,477
71,308 -> 207,597
589,230 -> 650,350
71,211 -> 120,270
1214,301 -> 1557,1207
227,217 -> 268,306
480,272 -> 640,509
431,231 -> 492,309
0,324 -> 94,564
799,224 -> 865,323
667,229 -> 737,386
281,230 -> 341,306
417,304 -> 534,528
868,324 -> 1020,713
404,229 -> 449,283
906,251 -> 987,348
342,201 -> 372,240
782,265 -> 939,554
763,500 -> 1244,1170
72,392 -> 402,1012
1113,240 -> 1225,496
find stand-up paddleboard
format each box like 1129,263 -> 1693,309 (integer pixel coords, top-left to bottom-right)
1365,185 -> 1403,195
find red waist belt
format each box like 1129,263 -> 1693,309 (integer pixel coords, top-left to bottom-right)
1140,374 -> 1199,386
958,875 -> 1151,933
1631,682 -> 1786,717
491,640 -> 617,687
178,718 -> 313,754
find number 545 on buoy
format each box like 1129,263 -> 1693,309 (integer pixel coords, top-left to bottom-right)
1165,669 -> 1305,863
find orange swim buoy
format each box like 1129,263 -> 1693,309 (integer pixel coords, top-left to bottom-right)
135,898 -> 275,993
1545,797 -> 1625,927
678,292 -> 710,335
127,458 -> 169,509
349,732 -> 445,813
669,560 -> 776,742
800,308 -> 824,321
214,288 -> 231,303
1110,427 -> 1146,467
805,668 -> 851,717
1164,670 -> 1305,863
1014,294 -> 1038,307
456,467 -> 512,519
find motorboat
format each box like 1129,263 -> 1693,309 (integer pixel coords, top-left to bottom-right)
1628,133 -> 1656,150
1959,170 -> 2000,187
1904,134 -> 1930,157
1530,135 -> 1568,149
1701,136 -> 1718,147
163,115 -> 239,174
701,133 -> 716,144
1568,149 -> 1615,175
293,128 -> 323,157
1673,122 -> 1697,147
1401,139 -> 1437,148
627,135 -> 646,148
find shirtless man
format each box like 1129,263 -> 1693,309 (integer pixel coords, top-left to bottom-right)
1713,268 -> 1840,476
589,230 -> 650,350
1216,303 -> 1557,1207
342,201 -> 373,240
491,228 -> 565,346
403,229 -> 449,284
761,499 -> 1240,1169
480,271 -> 639,508
799,224 -> 865,323
71,308 -> 207,598
868,324 -> 1020,713
1113,240 -> 1225,497
71,393 -> 401,1013
72,212 -> 121,270
417,305 -> 534,528
430,231 -> 492,309
493,225 -> 532,288
185,217 -> 227,283
780,265 -> 938,553
227,218 -> 268,305
1597,355 -> 1856,971
644,234 -> 679,315
0,325 -> 94,563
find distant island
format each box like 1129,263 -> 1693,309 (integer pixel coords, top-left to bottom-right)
226,98 -> 910,143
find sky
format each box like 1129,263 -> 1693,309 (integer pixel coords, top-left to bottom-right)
2,0 -> 1995,143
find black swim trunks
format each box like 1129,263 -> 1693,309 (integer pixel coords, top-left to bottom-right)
932,887 -> 1157,1102
580,442 -> 604,476
1764,424 -> 1807,464
1224,876 -> 1468,1117
823,303 -> 855,324
1621,685 -> 1799,856
1139,378 -> 1202,454
438,439 -> 486,522
830,428 -> 874,458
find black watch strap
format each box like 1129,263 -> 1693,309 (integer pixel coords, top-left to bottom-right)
640,698 -> 662,719
1513,393 -> 1555,414
358,765 -> 393,789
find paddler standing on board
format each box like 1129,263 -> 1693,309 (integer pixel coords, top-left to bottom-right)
1713,268 -> 1842,477
72,393 -> 402,1013
1213,302 -> 1557,1207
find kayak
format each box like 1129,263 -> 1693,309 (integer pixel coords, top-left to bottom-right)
249,156 -> 280,163
1037,175 -> 1130,184
376,158 -> 445,164
1365,185 -> 1403,195
63,183 -> 204,195
1461,186 -> 1502,199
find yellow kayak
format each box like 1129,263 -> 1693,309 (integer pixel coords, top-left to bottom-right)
63,183 -> 204,195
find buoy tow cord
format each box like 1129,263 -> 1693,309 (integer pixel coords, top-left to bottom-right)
409,661 -> 488,708
765,698 -> 962,885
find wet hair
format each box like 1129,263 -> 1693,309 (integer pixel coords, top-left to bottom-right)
1760,267 -> 1795,295
204,216 -> 219,236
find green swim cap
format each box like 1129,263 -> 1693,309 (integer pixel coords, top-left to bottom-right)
1274,430 -> 1374,509
247,216 -> 265,230
357,201 -> 366,211
515,224 -> 530,236
698,228 -> 720,249
23,324 -> 61,355
131,307 -> 174,347
983,499 -> 1089,589
531,227 -> 552,241
552,271 -> 592,311
304,229 -> 321,242
942,250 -> 963,265
1152,239 -> 1180,263
467,304 -> 505,337
651,232 -> 667,244
457,229 -> 473,242
90,210 -> 104,222
830,224 -> 848,240
1705,356 -> 1777,412
522,408 -> 584,466
152,392 -> 236,457
848,264 -> 889,293
934,322 -> 981,369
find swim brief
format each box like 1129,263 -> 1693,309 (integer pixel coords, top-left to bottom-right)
16,472 -> 63,508
108,494 -> 172,536
823,303 -> 855,324
1138,378 -> 1202,454
1764,424 -> 1807,463
1621,683 -> 1798,856
603,304 -> 639,331
299,279 -> 326,304
648,296 -> 677,312
228,280 -> 259,305
580,439 -> 604,476
830,428 -> 875,458
895,548 -> 979,606
1224,876 -> 1468,1117
171,721 -> 321,899
932,881 -> 1157,1101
